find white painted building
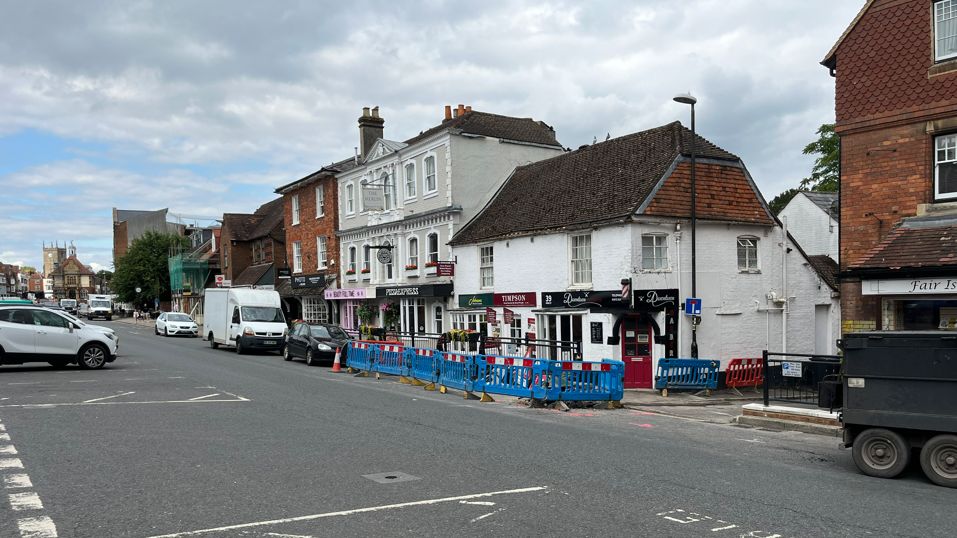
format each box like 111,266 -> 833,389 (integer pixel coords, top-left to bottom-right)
778,191 -> 839,261
450,123 -> 841,388
334,105 -> 564,332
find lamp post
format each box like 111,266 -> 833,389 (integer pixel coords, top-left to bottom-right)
673,93 -> 698,359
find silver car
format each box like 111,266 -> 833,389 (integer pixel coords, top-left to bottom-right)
155,312 -> 199,337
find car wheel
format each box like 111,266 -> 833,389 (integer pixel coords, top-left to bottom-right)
920,434 -> 957,488
283,345 -> 293,361
77,344 -> 108,369
235,339 -> 244,355
209,333 -> 218,349
852,428 -> 910,479
164,328 -> 169,337
305,349 -> 316,366
155,325 -> 160,335
48,360 -> 70,369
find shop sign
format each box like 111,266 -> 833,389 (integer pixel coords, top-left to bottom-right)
493,292 -> 536,307
459,293 -> 493,308
540,290 -> 627,309
325,288 -> 369,300
291,274 -> 327,289
862,278 -> 957,296
377,283 -> 454,298
276,267 -> 291,278
633,288 -> 678,310
590,322 -> 603,344
503,308 -> 515,324
436,261 -> 455,276
486,307 -> 497,324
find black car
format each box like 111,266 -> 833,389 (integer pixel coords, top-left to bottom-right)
283,322 -> 351,366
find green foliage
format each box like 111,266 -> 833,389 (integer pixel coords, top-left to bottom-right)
112,231 -> 188,307
356,302 -> 378,325
768,188 -> 801,216
799,123 -> 839,192
383,302 -> 400,329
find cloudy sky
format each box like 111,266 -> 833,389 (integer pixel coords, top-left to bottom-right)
0,0 -> 861,272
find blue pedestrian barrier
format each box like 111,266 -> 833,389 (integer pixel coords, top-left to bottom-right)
438,351 -> 473,391
654,358 -> 719,391
375,343 -> 407,376
474,355 -> 541,398
534,360 -> 624,401
346,341 -> 377,371
407,348 -> 440,383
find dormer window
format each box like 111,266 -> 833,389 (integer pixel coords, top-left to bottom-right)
936,0 -> 957,62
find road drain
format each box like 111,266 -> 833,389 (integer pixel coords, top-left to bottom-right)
362,471 -> 420,484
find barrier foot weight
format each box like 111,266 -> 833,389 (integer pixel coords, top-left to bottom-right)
347,367 -> 356,374
550,401 -> 570,412
410,378 -> 426,387
439,385 -> 447,394
353,371 -> 369,378
480,391 -> 495,403
529,399 -> 547,408
660,388 -> 669,397
423,382 -> 436,392
375,372 -> 381,380
606,400 -> 623,410
399,376 -> 413,385
731,387 -> 744,397
464,391 -> 480,401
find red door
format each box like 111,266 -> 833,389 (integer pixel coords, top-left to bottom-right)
621,317 -> 653,388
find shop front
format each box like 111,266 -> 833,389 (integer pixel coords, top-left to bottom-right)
278,273 -> 335,324
863,277 -> 957,330
456,292 -> 537,356
377,283 -> 454,334
325,287 -> 375,330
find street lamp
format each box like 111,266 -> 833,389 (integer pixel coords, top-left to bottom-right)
673,92 -> 698,359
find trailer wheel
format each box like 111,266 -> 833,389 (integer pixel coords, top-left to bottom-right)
852,428 -> 910,479
920,434 -> 957,488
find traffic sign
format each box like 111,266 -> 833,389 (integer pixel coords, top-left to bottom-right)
684,298 -> 702,315
215,275 -> 225,287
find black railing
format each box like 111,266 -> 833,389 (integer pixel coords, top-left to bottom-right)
341,329 -> 582,360
762,350 -> 841,407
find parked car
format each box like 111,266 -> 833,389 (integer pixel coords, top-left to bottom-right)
283,322 -> 351,366
155,312 -> 199,337
0,305 -> 118,369
59,298 -> 78,314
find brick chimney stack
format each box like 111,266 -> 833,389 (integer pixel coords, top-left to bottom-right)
358,106 -> 385,159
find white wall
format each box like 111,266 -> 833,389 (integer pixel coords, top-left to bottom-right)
778,194 -> 838,260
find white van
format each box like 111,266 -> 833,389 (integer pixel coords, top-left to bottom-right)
203,288 -> 287,354
87,294 -> 113,321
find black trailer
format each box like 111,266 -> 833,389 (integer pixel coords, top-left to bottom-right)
840,331 -> 957,487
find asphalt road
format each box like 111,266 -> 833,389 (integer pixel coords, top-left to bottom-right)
1,320 -> 955,538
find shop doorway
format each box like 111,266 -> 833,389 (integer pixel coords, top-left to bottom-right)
621,316 -> 652,388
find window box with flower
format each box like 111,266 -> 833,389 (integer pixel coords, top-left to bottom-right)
424,261 -> 438,268
405,264 -> 418,271
345,269 -> 356,275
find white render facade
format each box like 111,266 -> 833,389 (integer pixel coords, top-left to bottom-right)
778,192 -> 839,261
452,216 -> 841,384
334,109 -> 563,331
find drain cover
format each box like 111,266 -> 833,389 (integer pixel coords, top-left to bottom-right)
362,471 -> 420,484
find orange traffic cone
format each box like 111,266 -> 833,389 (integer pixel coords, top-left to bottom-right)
331,347 -> 343,373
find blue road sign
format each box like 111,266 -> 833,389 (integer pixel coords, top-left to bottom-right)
685,298 -> 702,315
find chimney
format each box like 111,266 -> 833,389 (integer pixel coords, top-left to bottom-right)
358,106 -> 385,159
465,105 -> 472,113
457,104 -> 465,117
444,105 -> 452,120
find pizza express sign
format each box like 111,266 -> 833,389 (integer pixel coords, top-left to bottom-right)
541,290 -> 627,309
377,283 -> 454,298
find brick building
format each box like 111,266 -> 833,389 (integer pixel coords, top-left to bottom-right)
219,198 -> 286,290
274,160 -> 351,323
823,0 -> 957,331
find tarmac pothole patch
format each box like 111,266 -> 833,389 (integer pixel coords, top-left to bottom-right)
362,471 -> 420,484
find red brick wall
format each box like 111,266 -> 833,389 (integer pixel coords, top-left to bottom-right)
834,0 -> 957,131
219,221 -> 252,282
283,176 -> 340,278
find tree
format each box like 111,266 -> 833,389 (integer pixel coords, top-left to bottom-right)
20,265 -> 37,274
799,123 -> 839,192
768,187 -> 800,216
112,231 -> 188,308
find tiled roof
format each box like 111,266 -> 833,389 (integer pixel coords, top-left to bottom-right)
807,255 -> 839,291
404,110 -> 562,148
802,191 -> 839,216
275,156 -> 358,194
849,217 -> 957,270
222,197 -> 284,242
450,122 -> 751,245
233,263 -> 273,286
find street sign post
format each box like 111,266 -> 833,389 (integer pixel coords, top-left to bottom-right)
684,298 -> 702,316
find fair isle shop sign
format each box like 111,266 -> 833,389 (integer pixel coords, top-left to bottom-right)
862,278 -> 957,296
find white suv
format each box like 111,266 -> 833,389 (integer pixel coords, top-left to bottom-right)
0,306 -> 118,369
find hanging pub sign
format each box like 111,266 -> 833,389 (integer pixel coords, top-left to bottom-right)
291,274 -> 328,289
540,290 -> 627,309
486,307 -> 497,324
493,292 -> 537,307
435,261 -> 455,276
458,293 -> 492,308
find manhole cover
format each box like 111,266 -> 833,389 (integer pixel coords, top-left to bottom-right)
362,471 -> 420,484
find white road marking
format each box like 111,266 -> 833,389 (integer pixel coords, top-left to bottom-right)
470,510 -> 502,523
0,424 -> 5,431
0,433 -> 10,441
17,515 -> 58,537
82,391 -> 135,403
219,390 -> 250,402
737,438 -> 766,444
0,458 -> 24,469
168,377 -> 186,379
8,383 -> 39,386
68,380 -> 97,383
3,474 -> 33,488
711,524 -> 738,531
459,500 -> 496,506
9,491 -> 44,510
145,486 -> 548,538
0,399 -> 249,409
265,534 -> 314,538
0,444 -> 18,455
188,393 -> 221,401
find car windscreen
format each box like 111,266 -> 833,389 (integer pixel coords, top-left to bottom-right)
167,313 -> 192,322
309,326 -> 332,338
240,306 -> 284,323
90,301 -> 111,308
325,326 -> 349,339
60,300 -> 76,306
